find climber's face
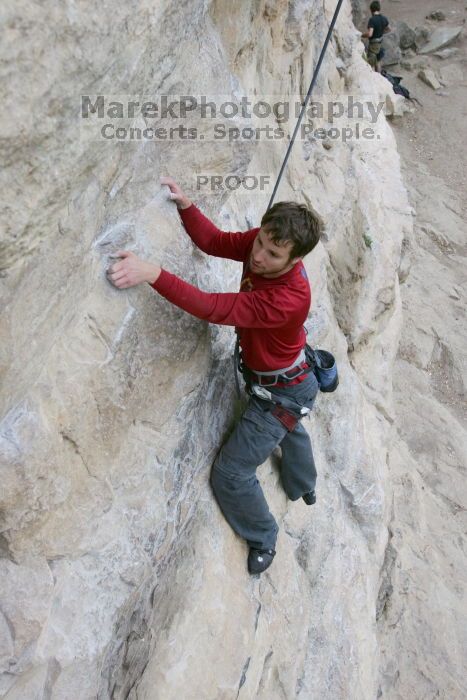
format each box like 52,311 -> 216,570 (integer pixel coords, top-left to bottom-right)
249,228 -> 300,278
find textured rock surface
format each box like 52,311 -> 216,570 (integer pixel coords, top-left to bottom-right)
418,25 -> 463,54
0,1 -> 420,698
372,1 -> 467,697
394,21 -> 417,51
418,68 -> 442,90
378,163 -> 467,700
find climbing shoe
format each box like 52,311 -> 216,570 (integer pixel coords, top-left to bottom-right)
247,548 -> 276,574
302,490 -> 316,505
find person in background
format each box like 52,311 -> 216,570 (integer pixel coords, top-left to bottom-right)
362,1 -> 391,73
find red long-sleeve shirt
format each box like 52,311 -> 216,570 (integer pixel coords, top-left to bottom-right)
151,204 -> 311,372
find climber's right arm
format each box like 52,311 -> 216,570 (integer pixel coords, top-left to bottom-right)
161,176 -> 256,261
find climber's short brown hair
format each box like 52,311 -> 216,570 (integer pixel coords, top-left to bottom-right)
260,201 -> 323,259
370,1 -> 381,13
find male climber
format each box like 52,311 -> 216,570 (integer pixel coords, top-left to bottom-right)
107,176 -> 323,574
362,1 -> 391,73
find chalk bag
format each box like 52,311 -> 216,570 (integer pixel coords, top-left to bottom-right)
313,349 -> 339,393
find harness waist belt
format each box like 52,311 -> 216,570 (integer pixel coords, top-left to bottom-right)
247,349 -> 309,387
249,349 -> 306,377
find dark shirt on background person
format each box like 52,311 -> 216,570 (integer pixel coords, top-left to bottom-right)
368,13 -> 389,40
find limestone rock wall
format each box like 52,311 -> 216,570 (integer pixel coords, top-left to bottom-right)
0,1 -> 412,698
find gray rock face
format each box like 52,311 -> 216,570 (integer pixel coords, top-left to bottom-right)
418,68 -> 442,90
0,1 -> 415,698
419,26 -> 463,54
382,32 -> 403,67
434,47 -> 460,60
378,126 -> 467,700
394,20 -> 417,50
350,0 -> 368,27
414,25 -> 431,48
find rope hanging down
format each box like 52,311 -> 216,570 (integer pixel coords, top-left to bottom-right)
267,0 -> 344,211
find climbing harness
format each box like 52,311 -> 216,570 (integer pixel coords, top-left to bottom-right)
244,348 -> 307,387
234,337 -> 313,394
234,339 -> 338,430
267,0 -> 344,211
366,37 -> 383,67
233,339 -> 314,430
250,383 -> 312,433
236,341 -> 337,392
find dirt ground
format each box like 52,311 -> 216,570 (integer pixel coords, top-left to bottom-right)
367,1 -> 467,698
388,0 -> 467,201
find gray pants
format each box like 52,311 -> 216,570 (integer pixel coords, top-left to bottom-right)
211,372 -> 319,550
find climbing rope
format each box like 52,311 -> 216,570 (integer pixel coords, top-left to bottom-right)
267,0 -> 344,210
